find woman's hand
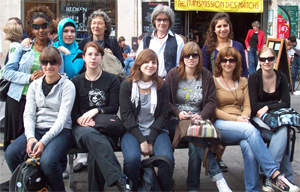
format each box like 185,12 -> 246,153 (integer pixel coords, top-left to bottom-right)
105,48 -> 113,55
147,143 -> 153,156
21,38 -> 32,48
237,116 -> 250,123
179,111 -> 191,120
30,70 -> 44,82
257,106 -> 269,119
140,141 -> 151,156
57,46 -> 71,55
247,46 -> 251,51
192,113 -> 202,120
77,108 -> 98,126
77,117 -> 95,127
26,138 -> 38,154
30,141 -> 45,158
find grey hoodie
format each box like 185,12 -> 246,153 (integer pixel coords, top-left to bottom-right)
24,74 -> 75,146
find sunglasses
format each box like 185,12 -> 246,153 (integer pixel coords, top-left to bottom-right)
31,22 -> 49,30
183,53 -> 199,59
259,56 -> 275,62
41,60 -> 58,66
221,58 -> 237,63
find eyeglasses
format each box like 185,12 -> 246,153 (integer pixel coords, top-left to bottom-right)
221,58 -> 237,63
259,56 -> 275,62
41,60 -> 58,66
183,53 -> 199,59
155,18 -> 170,23
31,22 -> 49,30
91,22 -> 105,26
85,53 -> 101,57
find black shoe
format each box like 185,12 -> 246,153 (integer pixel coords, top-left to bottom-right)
73,163 -> 87,173
117,177 -> 131,192
219,159 -> 228,172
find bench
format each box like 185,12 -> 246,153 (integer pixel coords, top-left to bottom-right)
66,125 -> 298,192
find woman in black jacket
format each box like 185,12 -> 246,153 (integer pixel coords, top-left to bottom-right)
120,49 -> 174,191
248,47 -> 297,192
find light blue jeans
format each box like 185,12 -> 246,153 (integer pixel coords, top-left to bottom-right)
252,117 -> 294,181
214,119 -> 278,192
187,140 -> 223,191
248,47 -> 258,75
124,57 -> 135,76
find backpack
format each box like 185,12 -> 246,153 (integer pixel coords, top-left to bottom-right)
9,144 -> 52,192
101,37 -> 125,80
137,155 -> 174,192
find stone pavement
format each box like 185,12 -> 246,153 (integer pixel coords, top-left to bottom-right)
0,93 -> 300,192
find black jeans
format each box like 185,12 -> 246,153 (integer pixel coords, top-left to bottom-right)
73,125 -> 125,191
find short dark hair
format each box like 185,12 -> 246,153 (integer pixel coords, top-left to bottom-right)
39,47 -> 62,66
82,41 -> 104,56
8,17 -> 23,25
288,35 -> 296,43
118,36 -> 125,43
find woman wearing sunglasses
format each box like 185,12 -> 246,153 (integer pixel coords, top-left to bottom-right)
2,5 -> 59,151
213,47 -> 299,192
165,42 -> 231,192
248,47 -> 298,192
54,18 -> 84,79
5,47 -> 75,192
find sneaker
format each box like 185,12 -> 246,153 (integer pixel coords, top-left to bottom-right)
219,159 -> 228,172
271,174 -> 300,192
216,177 -> 232,192
63,170 -> 69,179
117,177 -> 131,192
262,176 -> 274,192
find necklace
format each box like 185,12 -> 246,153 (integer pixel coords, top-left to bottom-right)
156,32 -> 168,39
33,43 -> 45,53
222,76 -> 238,105
85,71 -> 102,89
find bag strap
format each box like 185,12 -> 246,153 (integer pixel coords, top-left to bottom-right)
210,50 -> 215,75
141,155 -> 173,172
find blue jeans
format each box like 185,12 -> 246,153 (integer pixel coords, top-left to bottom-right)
124,57 -> 135,76
291,55 -> 300,90
252,117 -> 294,181
187,141 -> 223,191
214,119 -> 278,192
248,47 -> 258,75
5,129 -> 72,192
121,131 -> 174,191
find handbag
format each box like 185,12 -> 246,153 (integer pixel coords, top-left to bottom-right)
93,113 -> 125,137
262,108 -> 300,132
186,119 -> 221,139
0,69 -> 10,101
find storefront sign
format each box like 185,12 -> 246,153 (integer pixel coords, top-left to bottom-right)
277,6 -> 290,39
174,0 -> 263,13
281,5 -> 298,38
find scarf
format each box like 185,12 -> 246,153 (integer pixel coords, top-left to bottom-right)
131,80 -> 157,115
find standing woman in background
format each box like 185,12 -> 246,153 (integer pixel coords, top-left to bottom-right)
3,5 -> 57,151
245,21 -> 265,75
54,18 -> 84,79
202,12 -> 248,78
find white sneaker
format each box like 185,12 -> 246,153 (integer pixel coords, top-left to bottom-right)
262,177 -> 274,192
63,170 -> 69,179
216,177 -> 232,192
271,174 -> 300,192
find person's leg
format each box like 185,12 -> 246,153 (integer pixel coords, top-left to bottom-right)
40,129 -> 73,192
290,56 -> 300,90
248,48 -> 257,75
87,153 -> 105,191
121,131 -> 142,191
73,125 -> 125,187
152,132 -> 175,191
187,142 -> 201,191
4,133 -> 28,172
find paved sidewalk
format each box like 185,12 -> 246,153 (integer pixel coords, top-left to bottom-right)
1,94 -> 300,191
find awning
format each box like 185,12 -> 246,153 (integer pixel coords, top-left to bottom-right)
174,0 -> 263,13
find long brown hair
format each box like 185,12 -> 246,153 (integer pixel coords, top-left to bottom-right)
126,49 -> 163,90
177,42 -> 202,80
204,12 -> 234,53
214,47 -> 242,81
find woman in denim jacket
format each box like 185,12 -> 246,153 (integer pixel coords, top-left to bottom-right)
2,5 -> 60,151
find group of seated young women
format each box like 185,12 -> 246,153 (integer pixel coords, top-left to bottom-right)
3,6 -> 299,192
